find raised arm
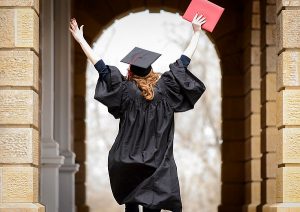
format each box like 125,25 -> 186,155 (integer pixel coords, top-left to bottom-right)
69,18 -> 100,65
183,14 -> 206,59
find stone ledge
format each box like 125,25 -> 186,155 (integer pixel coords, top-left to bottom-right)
0,203 -> 44,211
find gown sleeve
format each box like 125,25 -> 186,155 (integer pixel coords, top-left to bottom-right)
93,59 -> 126,119
161,54 -> 206,112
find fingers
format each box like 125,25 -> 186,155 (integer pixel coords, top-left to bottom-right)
193,13 -> 206,25
69,18 -> 78,30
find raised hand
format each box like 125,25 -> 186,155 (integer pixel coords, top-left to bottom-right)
192,13 -> 206,32
69,18 -> 84,43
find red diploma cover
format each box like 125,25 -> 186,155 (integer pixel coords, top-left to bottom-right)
182,0 -> 225,32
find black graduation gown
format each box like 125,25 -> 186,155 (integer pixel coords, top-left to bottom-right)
93,55 -> 206,211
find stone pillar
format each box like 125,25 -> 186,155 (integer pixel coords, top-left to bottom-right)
243,0 -> 262,211
259,0 -> 277,211
0,0 -> 44,211
40,0 -> 65,211
268,0 -> 300,211
54,0 -> 79,211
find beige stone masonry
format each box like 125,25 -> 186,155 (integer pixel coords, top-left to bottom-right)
276,167 -> 300,202
0,50 -> 39,90
0,167 -> 38,203
276,0 -> 300,12
245,137 -> 261,159
277,51 -> 300,90
0,0 -> 39,14
0,8 -> 39,52
261,73 -> 277,103
277,128 -> 300,164
245,114 -> 261,139
261,127 -> 278,153
277,10 -> 300,51
0,90 -> 39,128
0,128 -> 39,165
276,90 -> 300,127
245,159 -> 261,181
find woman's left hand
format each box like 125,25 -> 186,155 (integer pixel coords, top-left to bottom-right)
69,18 -> 84,43
192,13 -> 206,32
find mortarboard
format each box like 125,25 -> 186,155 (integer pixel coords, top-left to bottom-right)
182,0 -> 225,32
121,47 -> 161,77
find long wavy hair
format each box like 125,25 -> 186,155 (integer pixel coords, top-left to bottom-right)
126,65 -> 161,101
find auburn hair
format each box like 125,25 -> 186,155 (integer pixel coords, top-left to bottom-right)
126,67 -> 161,101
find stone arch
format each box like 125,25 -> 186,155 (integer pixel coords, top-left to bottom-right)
72,0 -> 248,211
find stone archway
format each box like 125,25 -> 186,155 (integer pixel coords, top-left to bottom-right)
72,0 -> 268,211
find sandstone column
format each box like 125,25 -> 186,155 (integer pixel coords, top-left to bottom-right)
259,0 -> 278,211
269,0 -> 300,211
243,0 -> 262,211
0,0 -> 44,211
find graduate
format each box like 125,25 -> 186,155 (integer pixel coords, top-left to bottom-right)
69,13 -> 207,212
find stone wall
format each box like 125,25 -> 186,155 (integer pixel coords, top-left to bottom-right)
0,0 -> 44,211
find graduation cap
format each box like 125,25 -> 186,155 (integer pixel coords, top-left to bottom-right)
121,47 -> 161,77
182,0 -> 225,32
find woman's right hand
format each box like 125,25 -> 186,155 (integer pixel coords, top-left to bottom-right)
69,18 -> 84,43
192,13 -> 206,32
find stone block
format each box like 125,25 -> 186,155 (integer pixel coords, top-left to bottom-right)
244,66 -> 260,94
221,52 -> 243,75
261,153 -> 277,178
245,89 -> 260,117
278,128 -> 300,164
0,9 -> 15,47
253,1 -> 260,14
261,73 -> 276,104
245,136 -> 261,160
276,0 -> 300,13
0,128 -> 39,165
245,182 -> 261,204
221,183 -> 245,205
222,75 -> 244,97
266,24 -> 276,45
277,167 -> 300,202
252,14 -> 261,29
245,159 -> 261,181
277,51 -> 300,90
245,114 -> 261,139
0,0 -> 39,14
222,120 -> 245,140
1,167 -> 38,202
221,141 -> 245,162
222,97 -> 244,119
0,50 -> 39,90
261,101 -> 277,128
261,127 -> 278,153
0,90 -> 39,128
244,46 -> 260,70
222,162 -> 245,182
266,5 -> 276,23
22,9 -> 39,53
276,90 -> 300,127
261,46 -> 277,76
0,9 -> 39,52
261,179 -> 276,204
277,10 -> 300,51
